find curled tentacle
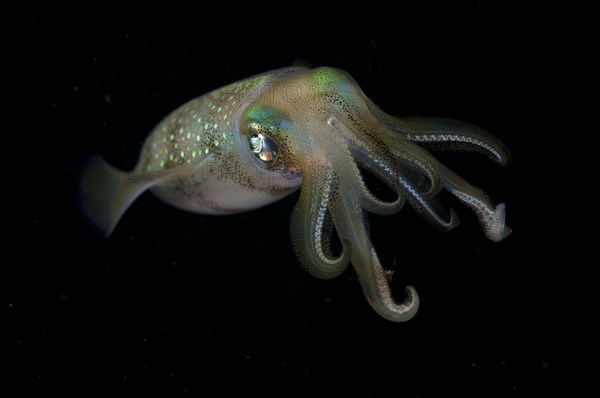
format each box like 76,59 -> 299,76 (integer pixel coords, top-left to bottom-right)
398,170 -> 460,232
362,97 -> 509,165
349,144 -> 458,232
290,163 -> 349,280
336,115 -> 443,198
440,165 -> 511,242
366,107 -> 513,241
330,162 -> 419,321
379,128 -> 445,197
348,146 -> 405,215
402,116 -> 510,165
328,117 -> 404,215
334,191 -> 419,322
359,248 -> 419,322
359,98 -> 508,237
241,66 -> 509,321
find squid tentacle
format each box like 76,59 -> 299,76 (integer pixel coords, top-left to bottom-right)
297,126 -> 418,321
343,146 -> 402,216
440,165 -> 511,242
331,164 -> 419,321
328,117 -> 404,215
319,209 -> 342,261
362,96 -> 509,165
398,174 -> 460,232
401,116 -> 510,165
348,146 -> 405,215
387,158 -> 460,232
290,163 -> 349,280
341,117 -> 443,198
360,248 -> 419,322
349,140 -> 458,231
379,128 -> 445,197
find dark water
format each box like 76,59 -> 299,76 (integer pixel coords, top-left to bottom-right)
5,3 -> 598,395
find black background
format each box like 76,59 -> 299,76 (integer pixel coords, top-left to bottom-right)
4,2 -> 599,396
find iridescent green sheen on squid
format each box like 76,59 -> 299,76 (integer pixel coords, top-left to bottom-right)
80,66 -> 510,322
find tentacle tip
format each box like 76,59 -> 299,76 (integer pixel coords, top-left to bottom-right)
491,153 -> 510,167
400,286 -> 420,321
438,207 -> 460,232
484,203 -> 512,242
449,208 -> 461,230
366,284 -> 420,322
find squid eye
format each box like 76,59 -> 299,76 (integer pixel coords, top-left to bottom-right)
248,133 -> 278,162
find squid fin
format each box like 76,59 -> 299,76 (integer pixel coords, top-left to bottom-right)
79,154 -> 211,237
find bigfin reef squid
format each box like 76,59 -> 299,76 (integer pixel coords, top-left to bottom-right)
80,66 -> 510,322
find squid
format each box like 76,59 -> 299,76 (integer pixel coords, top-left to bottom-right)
80,66 -> 510,321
